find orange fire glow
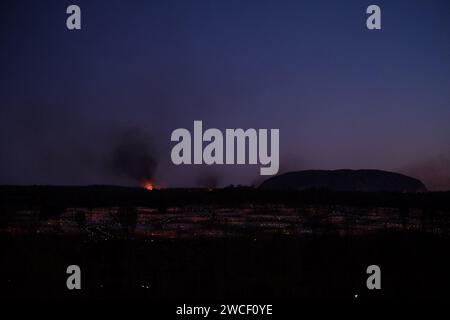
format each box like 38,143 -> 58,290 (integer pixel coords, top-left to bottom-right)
143,182 -> 153,191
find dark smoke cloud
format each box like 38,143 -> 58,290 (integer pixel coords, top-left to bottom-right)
0,101 -> 102,185
0,97 -> 162,186
108,128 -> 158,185
400,153 -> 450,191
194,169 -> 221,188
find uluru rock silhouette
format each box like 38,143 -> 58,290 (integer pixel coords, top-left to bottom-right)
259,169 -> 427,192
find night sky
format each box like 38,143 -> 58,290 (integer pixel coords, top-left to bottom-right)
0,0 -> 449,189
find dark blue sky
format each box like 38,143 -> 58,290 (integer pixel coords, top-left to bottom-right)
1,0 -> 449,189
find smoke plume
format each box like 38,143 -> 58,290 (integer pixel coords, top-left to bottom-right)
195,170 -> 221,188
109,128 -> 158,185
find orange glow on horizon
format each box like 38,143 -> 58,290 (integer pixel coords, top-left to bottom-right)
143,182 -> 153,191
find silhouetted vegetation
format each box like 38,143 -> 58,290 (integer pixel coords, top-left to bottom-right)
0,186 -> 449,211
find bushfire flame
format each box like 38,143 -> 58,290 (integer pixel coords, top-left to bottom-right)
143,182 -> 153,191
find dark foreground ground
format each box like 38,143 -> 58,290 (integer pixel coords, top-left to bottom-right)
1,232 -> 449,300
1,186 -> 449,301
